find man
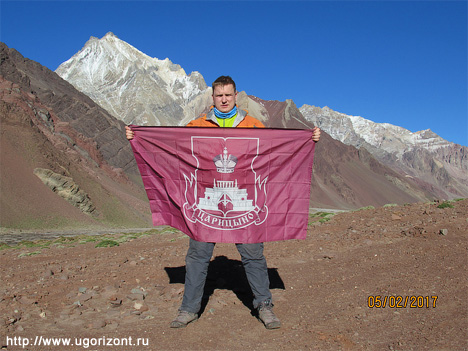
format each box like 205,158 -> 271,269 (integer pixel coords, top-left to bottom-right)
126,76 -> 321,329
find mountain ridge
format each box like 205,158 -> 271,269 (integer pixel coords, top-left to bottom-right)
300,104 -> 468,199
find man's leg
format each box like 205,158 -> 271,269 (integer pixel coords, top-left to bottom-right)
236,242 -> 272,307
171,238 -> 215,328
236,242 -> 280,329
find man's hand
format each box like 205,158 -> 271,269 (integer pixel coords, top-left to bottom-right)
312,127 -> 321,142
125,126 -> 135,140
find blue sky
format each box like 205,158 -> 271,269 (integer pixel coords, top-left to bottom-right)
1,0 -> 467,146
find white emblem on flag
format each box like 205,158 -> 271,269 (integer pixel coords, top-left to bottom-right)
182,137 -> 268,231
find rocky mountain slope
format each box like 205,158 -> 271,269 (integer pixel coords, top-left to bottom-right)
300,105 -> 468,200
0,42 -> 152,230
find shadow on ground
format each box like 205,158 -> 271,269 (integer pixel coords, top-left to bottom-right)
165,255 -> 285,315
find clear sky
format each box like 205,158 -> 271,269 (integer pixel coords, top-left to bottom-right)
1,0 -> 467,146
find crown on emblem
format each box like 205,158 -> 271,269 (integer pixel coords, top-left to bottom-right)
213,147 -> 238,173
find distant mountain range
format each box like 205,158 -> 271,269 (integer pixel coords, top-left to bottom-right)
56,33 -> 466,200
1,33 -> 466,229
300,105 -> 468,199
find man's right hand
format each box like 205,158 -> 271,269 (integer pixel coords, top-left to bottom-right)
125,126 -> 134,140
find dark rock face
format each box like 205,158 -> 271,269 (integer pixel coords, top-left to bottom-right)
401,146 -> 468,198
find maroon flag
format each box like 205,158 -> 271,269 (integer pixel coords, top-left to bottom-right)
130,126 -> 315,243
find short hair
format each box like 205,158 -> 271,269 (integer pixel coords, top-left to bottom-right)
212,76 -> 236,93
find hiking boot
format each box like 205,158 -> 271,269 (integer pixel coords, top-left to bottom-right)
257,299 -> 281,329
170,310 -> 198,328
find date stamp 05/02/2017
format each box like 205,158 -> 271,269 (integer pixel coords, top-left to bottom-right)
367,295 -> 438,308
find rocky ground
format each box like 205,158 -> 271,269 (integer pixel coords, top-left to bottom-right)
0,200 -> 466,351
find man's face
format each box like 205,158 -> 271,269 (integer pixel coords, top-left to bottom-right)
212,84 -> 237,113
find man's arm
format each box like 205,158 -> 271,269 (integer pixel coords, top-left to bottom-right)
126,125 -> 320,141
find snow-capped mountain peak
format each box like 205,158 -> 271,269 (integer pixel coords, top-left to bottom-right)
56,32 -> 208,125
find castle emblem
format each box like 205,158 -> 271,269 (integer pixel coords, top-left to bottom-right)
198,147 -> 253,213
198,179 -> 255,213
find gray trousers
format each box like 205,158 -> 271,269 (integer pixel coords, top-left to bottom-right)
180,238 -> 272,313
